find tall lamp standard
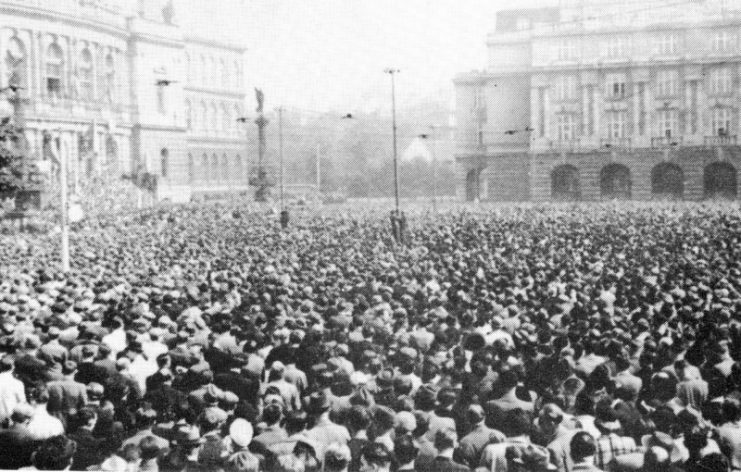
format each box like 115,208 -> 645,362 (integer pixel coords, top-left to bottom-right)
419,125 -> 439,213
236,116 -> 250,192
384,68 -> 400,212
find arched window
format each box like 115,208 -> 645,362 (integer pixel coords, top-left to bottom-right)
200,102 -> 208,132
160,148 -> 169,178
234,61 -> 241,89
202,153 -> 209,181
46,43 -> 64,97
104,53 -> 115,103
220,59 -> 228,88
200,55 -> 206,85
210,104 -> 218,135
185,100 -> 192,129
211,154 -> 219,182
188,153 -> 194,184
222,153 -> 229,181
5,37 -> 26,89
234,154 -> 242,180
79,48 -> 93,101
222,104 -> 231,135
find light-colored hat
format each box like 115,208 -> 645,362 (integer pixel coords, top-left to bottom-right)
229,418 -> 254,448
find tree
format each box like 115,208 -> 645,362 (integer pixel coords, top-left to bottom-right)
0,117 -> 26,199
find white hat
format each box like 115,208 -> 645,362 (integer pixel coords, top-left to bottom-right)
229,418 -> 254,448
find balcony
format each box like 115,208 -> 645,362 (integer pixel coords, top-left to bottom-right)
651,136 -> 683,148
704,135 -> 738,146
600,137 -> 632,150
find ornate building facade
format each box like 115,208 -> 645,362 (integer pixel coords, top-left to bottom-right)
0,0 -> 247,203
455,0 -> 741,201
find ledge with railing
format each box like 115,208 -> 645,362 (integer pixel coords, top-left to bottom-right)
651,136 -> 683,148
704,135 -> 738,146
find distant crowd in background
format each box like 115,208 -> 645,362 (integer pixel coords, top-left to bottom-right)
0,202 -> 739,471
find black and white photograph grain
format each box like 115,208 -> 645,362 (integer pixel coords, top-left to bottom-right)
0,0 -> 738,471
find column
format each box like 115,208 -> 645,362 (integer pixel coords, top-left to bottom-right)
543,87 -> 551,139
531,87 -> 541,139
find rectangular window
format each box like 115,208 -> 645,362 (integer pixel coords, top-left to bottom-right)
606,74 -> 627,99
709,67 -> 733,94
606,111 -> 627,138
558,39 -> 578,61
711,108 -> 732,136
656,33 -> 678,55
658,109 -> 678,138
557,113 -> 576,141
712,30 -> 733,52
555,75 -> 577,101
605,36 -> 629,58
656,70 -> 679,97
157,85 -> 166,114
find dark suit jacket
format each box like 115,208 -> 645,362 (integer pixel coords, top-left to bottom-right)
70,428 -> 104,470
47,379 -> 88,416
0,426 -> 37,469
428,456 -> 470,472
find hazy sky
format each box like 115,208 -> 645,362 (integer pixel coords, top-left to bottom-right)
178,0 -> 557,114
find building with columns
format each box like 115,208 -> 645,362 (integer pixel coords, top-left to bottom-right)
455,0 -> 741,202
0,0 -> 248,203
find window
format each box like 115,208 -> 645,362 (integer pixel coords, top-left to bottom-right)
656,70 -> 679,97
605,73 -> 627,99
185,100 -> 192,129
711,107 -> 732,136
656,34 -> 678,55
220,59 -> 228,88
712,30 -> 733,52
79,49 -> 93,101
160,148 -> 169,178
202,154 -> 209,181
188,153 -> 194,183
46,43 -> 64,96
200,55 -> 207,85
709,67 -> 733,94
210,104 -> 218,135
657,109 -> 678,138
5,37 -> 26,89
222,154 -> 229,181
516,18 -> 531,31
200,102 -> 208,131
212,154 -> 219,182
222,104 -> 231,134
185,52 -> 191,82
557,39 -> 578,61
606,111 -> 627,138
234,61 -> 241,89
556,113 -> 576,141
104,54 -> 115,103
234,155 -> 242,179
157,82 -> 166,114
605,36 -> 629,58
555,75 -> 577,101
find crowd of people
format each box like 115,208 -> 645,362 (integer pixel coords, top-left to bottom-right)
0,201 -> 740,472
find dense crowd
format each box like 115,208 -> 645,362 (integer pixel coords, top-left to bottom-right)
0,202 -> 740,472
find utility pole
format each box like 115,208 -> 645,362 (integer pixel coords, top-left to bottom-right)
60,132 -> 70,272
278,106 -> 284,210
384,68 -> 400,212
430,125 -> 438,213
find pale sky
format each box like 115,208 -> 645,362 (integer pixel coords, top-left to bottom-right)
178,0 -> 557,114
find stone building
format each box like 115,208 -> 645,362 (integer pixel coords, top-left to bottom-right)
0,0 -> 248,203
455,0 -> 741,202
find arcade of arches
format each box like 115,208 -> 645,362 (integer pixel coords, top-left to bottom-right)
464,161 -> 740,202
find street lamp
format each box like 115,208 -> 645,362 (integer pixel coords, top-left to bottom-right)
419,125 -> 439,213
236,116 -> 250,191
384,68 -> 400,212
316,113 -> 355,198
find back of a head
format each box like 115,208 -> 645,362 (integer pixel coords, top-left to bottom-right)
285,410 -> 308,435
139,435 -> 161,461
33,435 -> 77,470
226,450 -> 260,472
263,403 -> 283,426
324,443 -> 351,472
570,431 -> 596,463
723,398 -> 741,423
361,443 -> 392,469
500,408 -> 532,438
696,453 -> 730,472
394,434 -> 419,465
433,428 -> 457,452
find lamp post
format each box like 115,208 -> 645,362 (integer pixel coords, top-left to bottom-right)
236,116 -> 250,193
384,68 -> 400,212
419,125 -> 439,213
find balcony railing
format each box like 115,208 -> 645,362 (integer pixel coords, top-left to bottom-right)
704,135 -> 738,146
600,137 -> 632,149
651,136 -> 683,148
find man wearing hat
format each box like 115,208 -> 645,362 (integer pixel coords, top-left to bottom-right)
46,360 -> 88,422
0,403 -> 36,469
456,404 -> 506,469
360,443 -> 393,472
0,356 -> 26,425
306,391 -> 350,450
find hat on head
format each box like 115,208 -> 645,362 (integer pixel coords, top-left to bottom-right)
229,418 -> 253,448
174,425 -> 204,446
307,391 -> 331,414
395,411 -> 417,433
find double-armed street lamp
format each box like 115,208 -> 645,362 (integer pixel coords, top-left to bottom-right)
384,68 -> 400,212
